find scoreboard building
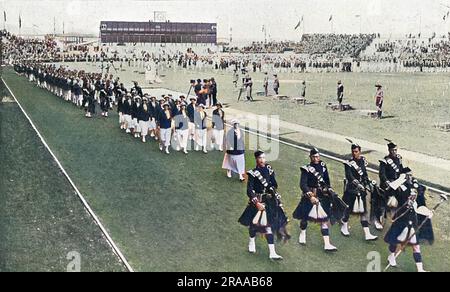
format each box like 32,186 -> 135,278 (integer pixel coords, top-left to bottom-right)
100,21 -> 217,44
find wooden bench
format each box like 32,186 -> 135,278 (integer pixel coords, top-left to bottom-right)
435,123 -> 450,132
272,95 -> 290,101
326,103 -> 354,111
358,110 -> 378,118
292,97 -> 307,105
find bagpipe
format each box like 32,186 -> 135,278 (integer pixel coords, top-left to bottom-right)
307,183 -> 349,225
251,187 -> 291,242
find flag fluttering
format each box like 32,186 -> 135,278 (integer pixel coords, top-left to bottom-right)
294,16 -> 304,30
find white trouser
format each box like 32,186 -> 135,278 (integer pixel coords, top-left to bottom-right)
160,128 -> 172,147
188,122 -> 196,138
139,120 -> 150,136
196,129 -> 207,147
176,129 -> 189,149
148,119 -> 156,130
133,118 -> 140,132
212,129 -> 224,148
124,115 -> 133,129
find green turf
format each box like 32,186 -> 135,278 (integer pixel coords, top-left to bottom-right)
0,83 -> 126,272
2,68 -> 450,272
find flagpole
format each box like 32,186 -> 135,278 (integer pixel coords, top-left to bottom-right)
356,15 -> 362,34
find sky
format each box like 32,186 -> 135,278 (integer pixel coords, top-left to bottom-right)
1,0 -> 450,41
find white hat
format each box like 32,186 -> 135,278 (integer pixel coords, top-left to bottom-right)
230,119 -> 240,125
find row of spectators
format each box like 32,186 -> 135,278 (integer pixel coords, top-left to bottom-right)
223,34 -> 377,58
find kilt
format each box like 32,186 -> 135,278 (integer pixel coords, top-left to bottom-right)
293,194 -> 331,223
239,198 -> 288,232
222,153 -> 245,175
343,190 -> 368,215
384,211 -> 434,246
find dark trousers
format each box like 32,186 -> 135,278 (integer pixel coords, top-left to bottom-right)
212,93 -> 217,106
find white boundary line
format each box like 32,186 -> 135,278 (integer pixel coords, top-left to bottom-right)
1,77 -> 134,272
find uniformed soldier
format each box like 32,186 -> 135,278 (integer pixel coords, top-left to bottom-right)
375,84 -> 384,119
379,140 -> 409,227
337,80 -> 344,110
263,72 -> 269,96
341,142 -> 378,241
384,173 -> 434,272
292,148 -> 340,252
273,74 -> 280,95
238,150 -> 287,260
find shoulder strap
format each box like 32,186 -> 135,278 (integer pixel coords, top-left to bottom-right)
385,158 -> 400,173
348,160 -> 364,176
307,165 -> 325,184
252,170 -> 269,188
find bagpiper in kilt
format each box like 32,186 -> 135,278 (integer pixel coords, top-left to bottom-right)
238,151 -> 289,260
340,141 -> 378,241
293,148 -> 346,252
384,172 -> 434,272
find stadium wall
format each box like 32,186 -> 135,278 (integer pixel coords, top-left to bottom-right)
100,21 -> 217,44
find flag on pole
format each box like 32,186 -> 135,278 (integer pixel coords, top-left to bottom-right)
294,16 -> 303,30
19,15 -> 21,29
3,11 -> 6,22
329,15 -> 333,22
262,25 -> 265,32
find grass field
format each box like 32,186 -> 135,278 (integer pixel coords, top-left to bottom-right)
2,67 -> 450,272
0,84 -> 125,272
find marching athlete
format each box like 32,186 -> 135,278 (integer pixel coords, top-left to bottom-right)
174,102 -> 190,154
158,103 -> 173,155
211,102 -> 225,151
138,98 -> 152,143
187,97 -> 197,141
194,104 -> 208,154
